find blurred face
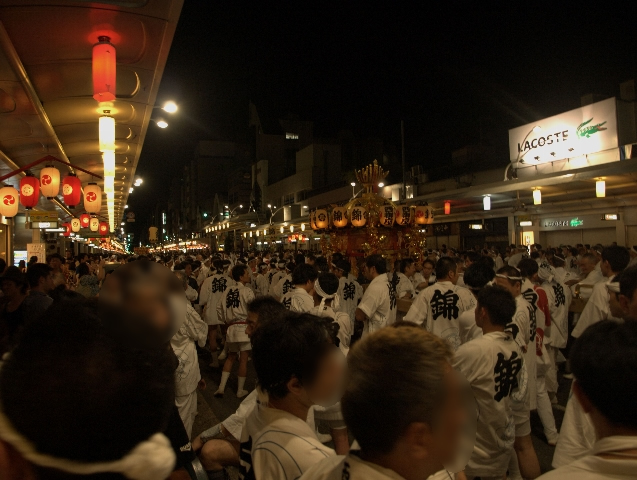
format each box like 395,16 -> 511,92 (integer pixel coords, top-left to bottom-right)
42,272 -> 55,293
580,259 -> 595,276
618,291 -> 637,322
300,347 -> 345,408
49,257 -> 61,270
422,262 -> 434,278
184,264 -> 192,276
608,290 -> 624,319
1,280 -> 19,298
404,262 -> 416,277
363,264 -> 374,281
240,267 -> 251,284
428,365 -> 466,471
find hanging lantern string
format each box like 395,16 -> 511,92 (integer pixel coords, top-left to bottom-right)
0,155 -> 103,183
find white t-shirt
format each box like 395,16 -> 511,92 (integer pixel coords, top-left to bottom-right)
281,287 -> 315,313
217,282 -> 255,343
403,281 -> 476,351
241,404 -> 335,479
357,273 -> 397,335
300,451 -> 452,480
271,273 -> 294,300
199,273 -> 235,325
544,436 -> 637,479
395,272 -> 415,299
552,386 -> 596,468
453,332 -> 525,478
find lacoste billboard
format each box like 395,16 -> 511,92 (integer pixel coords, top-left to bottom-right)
509,97 -> 618,164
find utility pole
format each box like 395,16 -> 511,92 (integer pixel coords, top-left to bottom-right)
401,120 -> 406,200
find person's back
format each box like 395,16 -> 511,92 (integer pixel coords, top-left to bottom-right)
539,320 -> 637,479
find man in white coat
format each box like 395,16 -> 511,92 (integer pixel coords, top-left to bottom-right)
355,254 -> 397,336
404,257 -> 475,351
332,259 -> 363,331
215,264 -> 255,398
281,263 -> 318,313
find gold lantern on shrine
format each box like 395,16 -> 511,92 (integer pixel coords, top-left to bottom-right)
379,204 -> 395,227
414,205 -> 433,225
350,205 -> 367,227
395,205 -> 412,226
315,209 -> 329,229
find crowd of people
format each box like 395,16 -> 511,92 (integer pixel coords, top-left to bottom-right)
0,240 -> 635,480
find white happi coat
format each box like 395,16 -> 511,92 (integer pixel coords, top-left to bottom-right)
395,272 -> 415,299
170,302 -> 208,396
240,403 -> 335,479
403,281 -> 476,351
271,273 -> 294,300
357,273 -> 397,335
217,282 -> 254,343
268,270 -> 286,296
335,275 -> 363,326
310,304 -> 352,356
572,279 -> 619,338
542,279 -> 571,349
199,273 -> 236,326
508,294 -> 535,410
281,287 -> 315,313
457,306 -> 482,345
453,332 -> 526,478
521,279 -> 551,378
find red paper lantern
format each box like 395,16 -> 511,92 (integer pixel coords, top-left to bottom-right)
92,36 -> 116,102
99,221 -> 109,235
19,175 -> 40,210
62,175 -> 82,207
62,223 -> 71,237
0,186 -> 19,218
444,201 -> 451,215
40,166 -> 60,198
84,183 -> 102,214
80,213 -> 91,228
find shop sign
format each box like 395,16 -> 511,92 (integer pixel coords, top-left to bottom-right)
543,217 -> 584,228
433,223 -> 450,236
509,97 -> 617,164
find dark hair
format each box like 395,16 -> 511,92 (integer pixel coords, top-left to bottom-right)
26,263 -> 53,289
571,320 -> 637,429
435,257 -> 457,280
365,254 -> 387,274
231,264 -> 248,281
464,263 -> 495,292
399,258 -> 414,274
518,258 -> 539,278
342,326 -> 452,456
602,246 -> 630,273
247,296 -> 286,327
474,255 -> 495,270
334,259 -> 351,274
422,258 -> 435,268
619,265 -> 637,301
316,272 -> 339,296
476,285 -> 516,327
0,299 -> 175,464
292,263 -> 318,285
465,251 -> 480,264
294,254 -> 306,266
212,259 -> 224,271
251,312 -> 335,399
496,265 -> 522,286
77,262 -> 91,278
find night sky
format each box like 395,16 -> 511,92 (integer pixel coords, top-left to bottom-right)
131,1 -> 637,237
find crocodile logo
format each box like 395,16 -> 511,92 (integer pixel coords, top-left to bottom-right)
576,118 -> 607,139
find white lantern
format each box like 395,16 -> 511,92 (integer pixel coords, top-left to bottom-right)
379,205 -> 395,227
596,179 -> 605,198
99,116 -> 115,152
332,206 -> 348,228
84,183 -> 102,213
301,223 -> 306,231
533,189 -> 541,205
315,209 -> 328,229
103,150 -> 116,177
40,166 -> 60,198
483,195 -> 491,211
414,205 -> 433,225
90,217 -> 100,232
71,218 -> 81,233
395,206 -> 411,225
0,186 -> 19,218
350,206 -> 366,227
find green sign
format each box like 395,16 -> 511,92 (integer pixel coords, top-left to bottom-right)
570,218 -> 584,227
576,118 -> 607,139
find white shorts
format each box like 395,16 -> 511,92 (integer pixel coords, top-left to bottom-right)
227,341 -> 251,353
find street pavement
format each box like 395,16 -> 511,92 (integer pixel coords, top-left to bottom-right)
192,349 -> 573,476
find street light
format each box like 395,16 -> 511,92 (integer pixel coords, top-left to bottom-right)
154,118 -> 168,128
162,101 -> 178,113
229,204 -> 243,217
351,182 -> 356,196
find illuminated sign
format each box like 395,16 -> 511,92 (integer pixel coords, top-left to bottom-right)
543,218 -> 584,228
469,224 -> 483,230
519,221 -> 533,227
603,214 -> 619,221
509,97 -> 618,164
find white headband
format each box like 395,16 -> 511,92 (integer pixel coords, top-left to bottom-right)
0,403 -> 175,480
314,279 -> 337,315
496,273 -> 523,281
